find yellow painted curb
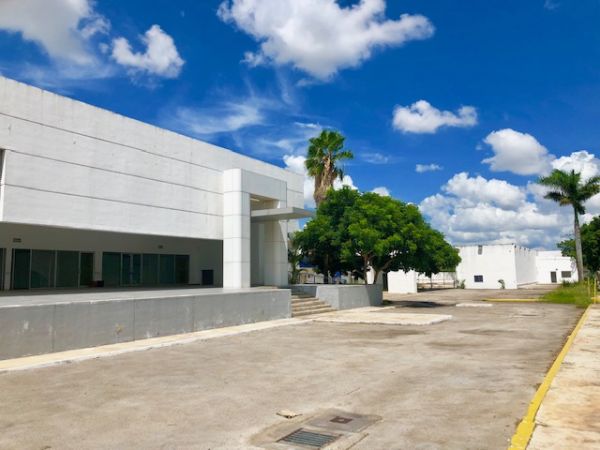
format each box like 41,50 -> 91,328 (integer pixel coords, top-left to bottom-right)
507,306 -> 591,450
482,298 -> 540,303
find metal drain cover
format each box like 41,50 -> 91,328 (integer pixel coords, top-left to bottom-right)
279,428 -> 339,448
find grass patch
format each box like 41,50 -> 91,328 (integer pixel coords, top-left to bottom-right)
541,282 -> 594,308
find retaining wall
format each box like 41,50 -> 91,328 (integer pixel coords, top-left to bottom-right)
0,289 -> 291,360
293,284 -> 383,310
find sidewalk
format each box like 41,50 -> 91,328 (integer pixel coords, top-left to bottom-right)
528,306 -> 600,449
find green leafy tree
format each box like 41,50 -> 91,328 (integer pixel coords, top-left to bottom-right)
305,130 -> 354,207
295,188 -> 459,284
538,169 -> 600,278
558,216 -> 600,275
294,187 -> 360,281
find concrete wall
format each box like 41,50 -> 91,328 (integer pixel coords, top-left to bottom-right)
514,246 -> 538,286
0,223 -> 223,288
294,284 -> 383,310
387,270 -> 418,294
0,289 -> 291,360
456,244 -> 518,289
536,251 -> 578,284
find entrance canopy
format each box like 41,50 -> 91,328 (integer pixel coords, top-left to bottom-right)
250,207 -> 313,223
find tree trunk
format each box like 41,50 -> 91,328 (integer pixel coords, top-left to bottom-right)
574,210 -> 585,281
372,270 -> 380,285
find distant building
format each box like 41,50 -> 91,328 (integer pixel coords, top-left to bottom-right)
386,244 -> 578,293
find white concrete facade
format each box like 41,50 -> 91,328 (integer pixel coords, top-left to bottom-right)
536,250 -> 578,284
386,244 -> 578,293
386,270 -> 418,294
456,244 -> 538,289
0,76 -> 308,290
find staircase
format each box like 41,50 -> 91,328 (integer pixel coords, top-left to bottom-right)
290,289 -> 336,317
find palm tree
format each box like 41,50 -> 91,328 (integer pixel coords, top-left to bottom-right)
305,130 -> 354,207
538,169 -> 600,279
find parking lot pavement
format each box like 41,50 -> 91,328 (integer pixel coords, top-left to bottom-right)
0,291 -> 581,450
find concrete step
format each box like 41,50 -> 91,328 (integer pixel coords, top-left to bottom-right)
291,293 -> 315,299
291,297 -> 320,305
292,302 -> 330,312
292,306 -> 335,317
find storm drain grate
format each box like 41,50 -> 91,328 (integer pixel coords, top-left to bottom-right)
279,428 -> 339,448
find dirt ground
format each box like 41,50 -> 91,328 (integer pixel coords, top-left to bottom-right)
0,288 -> 581,450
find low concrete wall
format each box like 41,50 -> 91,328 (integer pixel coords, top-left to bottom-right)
0,290 -> 291,360
293,284 -> 383,310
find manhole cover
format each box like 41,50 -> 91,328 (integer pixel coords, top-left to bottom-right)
279,428 -> 339,448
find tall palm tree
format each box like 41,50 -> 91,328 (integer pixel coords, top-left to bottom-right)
538,169 -> 600,279
305,130 -> 354,207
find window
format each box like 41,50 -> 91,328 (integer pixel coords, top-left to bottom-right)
474,275 -> 484,283
142,254 -> 159,285
80,253 -> 94,287
30,250 -> 56,289
56,251 -> 79,288
159,255 -> 175,284
477,245 -> 483,255
102,252 -> 121,287
175,255 -> 189,284
561,271 -> 572,278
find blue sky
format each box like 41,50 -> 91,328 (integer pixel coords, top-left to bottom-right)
1,0 -> 600,248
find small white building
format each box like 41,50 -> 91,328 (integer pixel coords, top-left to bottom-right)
536,250 -> 578,284
456,244 -> 538,289
386,244 -> 578,293
0,76 -> 311,291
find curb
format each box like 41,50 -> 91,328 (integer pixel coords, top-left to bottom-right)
507,306 -> 591,450
482,299 -> 540,303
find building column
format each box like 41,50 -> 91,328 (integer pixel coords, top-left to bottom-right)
3,247 -> 12,290
223,169 -> 251,288
93,251 -> 103,282
263,200 -> 289,287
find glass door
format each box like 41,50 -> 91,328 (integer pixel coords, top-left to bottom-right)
121,253 -> 141,286
79,252 -> 94,287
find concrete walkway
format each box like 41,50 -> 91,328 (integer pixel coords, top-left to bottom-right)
528,306 -> 600,449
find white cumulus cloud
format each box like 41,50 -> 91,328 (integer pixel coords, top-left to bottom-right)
392,100 -> 477,134
217,0 -> 434,80
419,172 -> 570,248
482,128 -> 554,176
416,163 -> 442,173
372,186 -> 391,196
172,101 -> 264,136
551,150 -> 600,181
111,25 -> 184,78
0,0 -> 107,64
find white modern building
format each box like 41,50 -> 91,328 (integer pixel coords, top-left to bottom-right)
536,250 -> 578,284
386,244 -> 578,293
456,244 -> 539,289
0,76 -> 310,291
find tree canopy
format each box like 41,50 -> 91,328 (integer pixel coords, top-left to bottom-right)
558,216 -> 600,274
294,187 -> 460,284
